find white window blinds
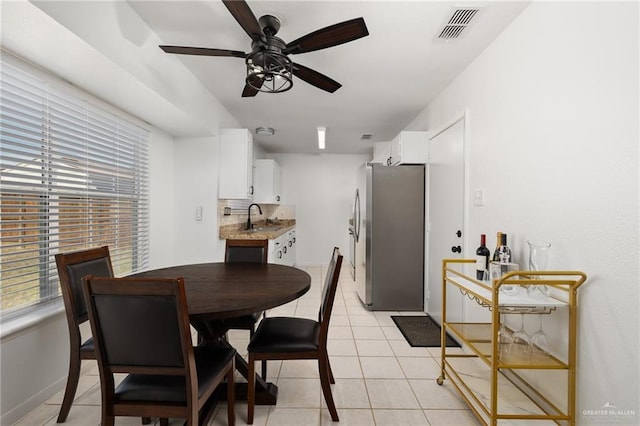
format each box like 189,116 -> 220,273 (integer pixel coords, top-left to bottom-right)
0,55 -> 150,315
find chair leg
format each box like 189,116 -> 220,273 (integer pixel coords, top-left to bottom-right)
318,354 -> 339,421
249,326 -> 268,380
56,349 -> 82,423
227,360 -> 236,426
247,354 -> 256,425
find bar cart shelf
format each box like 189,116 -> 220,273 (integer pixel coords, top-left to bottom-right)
437,258 -> 586,425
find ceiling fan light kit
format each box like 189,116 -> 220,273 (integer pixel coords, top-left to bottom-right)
160,0 -> 369,97
246,50 -> 293,94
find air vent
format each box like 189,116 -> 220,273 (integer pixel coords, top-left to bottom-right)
360,134 -> 374,140
437,8 -> 480,41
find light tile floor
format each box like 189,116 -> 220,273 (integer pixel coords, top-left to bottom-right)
14,265 -> 479,426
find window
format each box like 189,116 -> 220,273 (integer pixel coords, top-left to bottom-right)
0,54 -> 150,317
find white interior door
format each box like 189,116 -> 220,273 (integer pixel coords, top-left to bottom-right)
426,116 -> 465,325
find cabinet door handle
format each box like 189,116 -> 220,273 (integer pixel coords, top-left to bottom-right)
451,246 -> 462,253
276,195 -> 280,201
249,185 -> 254,195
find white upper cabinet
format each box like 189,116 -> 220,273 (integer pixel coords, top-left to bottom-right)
388,131 -> 428,165
253,159 -> 282,204
218,128 -> 254,199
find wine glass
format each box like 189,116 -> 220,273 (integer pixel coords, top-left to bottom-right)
497,314 -> 513,360
530,315 -> 550,359
510,313 -> 531,359
527,240 -> 551,298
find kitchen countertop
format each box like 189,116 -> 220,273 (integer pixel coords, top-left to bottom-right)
219,220 -> 295,240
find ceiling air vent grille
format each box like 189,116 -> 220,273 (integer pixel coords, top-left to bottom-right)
437,8 -> 480,41
360,134 -> 374,140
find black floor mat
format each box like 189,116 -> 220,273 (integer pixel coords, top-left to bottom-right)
391,315 -> 460,347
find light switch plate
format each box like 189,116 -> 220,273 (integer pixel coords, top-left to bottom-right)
473,189 -> 485,206
195,206 -> 203,221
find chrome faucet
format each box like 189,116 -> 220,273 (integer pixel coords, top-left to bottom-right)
246,203 -> 262,230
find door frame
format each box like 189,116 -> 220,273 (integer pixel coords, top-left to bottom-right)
424,109 -> 470,319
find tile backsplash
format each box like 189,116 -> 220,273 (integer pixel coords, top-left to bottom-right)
218,199 -> 295,228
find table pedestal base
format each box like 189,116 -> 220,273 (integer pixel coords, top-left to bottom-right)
193,322 -> 278,405
219,381 -> 278,405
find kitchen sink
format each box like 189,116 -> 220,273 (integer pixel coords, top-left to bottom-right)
261,225 -> 284,231
246,225 -> 284,232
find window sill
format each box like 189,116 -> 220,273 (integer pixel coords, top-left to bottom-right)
0,299 -> 65,341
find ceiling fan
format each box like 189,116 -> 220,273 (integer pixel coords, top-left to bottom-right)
159,0 -> 369,97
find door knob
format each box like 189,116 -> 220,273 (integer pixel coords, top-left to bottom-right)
456,230 -> 462,238
451,246 -> 462,253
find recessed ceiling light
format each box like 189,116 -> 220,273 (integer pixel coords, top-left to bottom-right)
317,126 -> 326,150
255,127 -> 275,136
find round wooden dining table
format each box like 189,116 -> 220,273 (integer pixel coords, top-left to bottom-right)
130,262 -> 310,321
129,262 -> 311,405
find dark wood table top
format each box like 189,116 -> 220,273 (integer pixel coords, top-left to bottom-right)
129,262 -> 311,321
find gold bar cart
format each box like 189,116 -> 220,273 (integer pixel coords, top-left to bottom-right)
437,258 -> 587,425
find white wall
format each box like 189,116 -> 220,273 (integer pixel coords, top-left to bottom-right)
149,128 -> 176,268
173,137 -> 225,265
408,2 -> 639,420
271,154 -> 371,265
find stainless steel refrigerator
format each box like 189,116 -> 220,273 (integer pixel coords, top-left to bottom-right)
349,163 -> 424,311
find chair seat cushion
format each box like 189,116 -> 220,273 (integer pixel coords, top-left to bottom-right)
225,311 -> 263,330
80,337 -> 94,353
114,347 -> 235,403
248,317 -> 320,353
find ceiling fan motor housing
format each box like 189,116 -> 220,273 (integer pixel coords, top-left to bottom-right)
258,15 -> 281,36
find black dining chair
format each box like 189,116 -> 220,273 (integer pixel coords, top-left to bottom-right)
223,239 -> 269,378
246,247 -> 343,424
82,275 -> 236,426
55,246 -> 121,423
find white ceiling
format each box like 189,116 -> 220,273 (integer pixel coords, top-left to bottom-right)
13,1 -> 528,155
127,1 -> 529,154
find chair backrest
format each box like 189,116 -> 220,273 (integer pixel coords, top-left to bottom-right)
225,239 -> 269,264
56,246 -> 114,325
318,247 -> 343,341
82,276 -> 195,377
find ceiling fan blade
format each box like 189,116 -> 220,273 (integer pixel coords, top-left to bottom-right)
241,84 -> 259,97
222,0 -> 264,42
292,63 -> 342,93
285,17 -> 369,55
242,74 -> 264,97
160,45 -> 246,58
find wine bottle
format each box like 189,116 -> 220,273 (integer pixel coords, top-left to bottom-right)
497,233 -> 512,263
492,232 -> 503,262
475,234 -> 490,280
